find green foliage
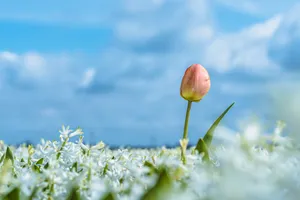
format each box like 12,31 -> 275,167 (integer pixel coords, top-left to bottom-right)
44,162 -> 49,169
195,102 -> 234,161
66,186 -> 81,200
36,158 -> 44,165
141,169 -> 173,200
102,163 -> 109,176
101,192 -> 116,200
195,139 -> 210,162
202,102 -> 235,147
3,187 -> 20,200
28,187 -> 38,200
4,147 -> 14,165
0,153 -> 4,164
144,160 -> 159,175
71,162 -> 78,172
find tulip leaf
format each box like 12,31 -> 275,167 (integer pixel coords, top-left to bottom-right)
141,168 -> 172,200
202,102 -> 235,147
195,139 -> 210,162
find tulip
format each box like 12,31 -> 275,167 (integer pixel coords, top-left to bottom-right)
179,64 -> 210,164
180,64 -> 210,102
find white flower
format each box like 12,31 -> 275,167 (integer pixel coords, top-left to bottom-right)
59,125 -> 72,139
91,141 -> 106,150
69,127 -> 83,138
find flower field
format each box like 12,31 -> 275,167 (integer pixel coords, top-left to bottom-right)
0,65 -> 298,200
1,121 -> 300,200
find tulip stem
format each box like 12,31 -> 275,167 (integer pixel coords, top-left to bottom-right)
181,100 -> 192,164
183,101 -> 192,139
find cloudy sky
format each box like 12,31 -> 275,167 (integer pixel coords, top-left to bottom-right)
0,0 -> 299,146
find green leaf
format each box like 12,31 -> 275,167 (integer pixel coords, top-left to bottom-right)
102,163 -> 109,176
87,167 -> 92,182
195,139 -> 210,162
144,161 -> 159,175
28,187 -> 38,200
4,187 -> 20,200
44,162 -> 49,169
0,153 -> 5,163
141,168 -> 172,200
71,162 -> 78,172
66,186 -> 81,200
5,146 -> 14,165
202,102 -> 235,147
56,152 -> 61,160
101,192 -> 115,200
32,165 -> 41,173
36,158 -> 44,165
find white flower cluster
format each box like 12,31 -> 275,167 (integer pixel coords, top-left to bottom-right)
0,123 -> 300,200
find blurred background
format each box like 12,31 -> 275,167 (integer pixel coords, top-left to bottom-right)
0,0 -> 299,147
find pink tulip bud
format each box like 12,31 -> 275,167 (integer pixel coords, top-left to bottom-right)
180,64 -> 210,102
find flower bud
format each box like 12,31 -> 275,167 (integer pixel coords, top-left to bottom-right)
180,64 -> 210,102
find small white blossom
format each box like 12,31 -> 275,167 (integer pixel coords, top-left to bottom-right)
69,127 -> 84,138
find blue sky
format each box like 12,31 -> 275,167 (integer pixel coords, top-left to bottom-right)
0,0 -> 300,146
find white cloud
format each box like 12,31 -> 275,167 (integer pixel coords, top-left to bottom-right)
267,3 -> 300,71
0,51 -> 80,89
220,82 -> 266,96
0,51 -> 19,62
0,51 -> 47,84
215,0 -> 258,14
0,1 -> 288,92
115,21 -> 159,42
80,68 -> 96,88
243,15 -> 282,39
0,51 -> 46,77
122,0 -> 165,12
186,25 -> 214,43
0,0 -> 211,27
214,0 -> 298,17
22,52 -> 46,78
203,15 -> 282,73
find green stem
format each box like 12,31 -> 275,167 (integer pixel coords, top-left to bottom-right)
181,101 -> 192,164
183,101 -> 192,139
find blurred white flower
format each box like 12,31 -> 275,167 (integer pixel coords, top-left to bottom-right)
1,124 -> 300,199
69,127 -> 83,138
